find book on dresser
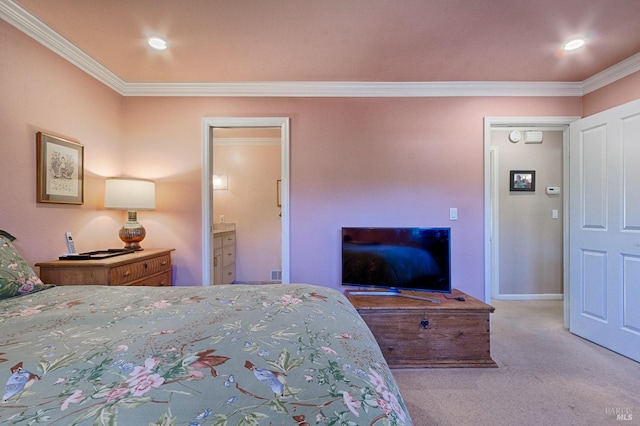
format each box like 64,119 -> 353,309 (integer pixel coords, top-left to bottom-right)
36,248 -> 174,287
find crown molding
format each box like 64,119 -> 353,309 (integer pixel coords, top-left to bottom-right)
0,0 -> 127,92
581,52 -> 640,95
121,80 -> 582,97
0,0 -> 634,98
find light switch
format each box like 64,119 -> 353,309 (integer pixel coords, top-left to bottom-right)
449,208 -> 458,221
552,210 -> 559,219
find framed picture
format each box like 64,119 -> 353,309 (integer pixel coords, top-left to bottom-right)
510,170 -> 535,192
36,132 -> 84,204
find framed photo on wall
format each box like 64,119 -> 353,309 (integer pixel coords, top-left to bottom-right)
36,132 -> 84,204
510,170 -> 535,192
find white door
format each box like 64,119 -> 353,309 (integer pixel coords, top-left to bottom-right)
569,98 -> 640,362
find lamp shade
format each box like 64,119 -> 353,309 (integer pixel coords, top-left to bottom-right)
104,178 -> 156,210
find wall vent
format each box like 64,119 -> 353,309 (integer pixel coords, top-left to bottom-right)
270,270 -> 282,281
524,131 -> 544,143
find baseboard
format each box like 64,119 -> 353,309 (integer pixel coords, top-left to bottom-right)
495,293 -> 563,301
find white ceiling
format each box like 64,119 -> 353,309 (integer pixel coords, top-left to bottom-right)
2,0 -> 640,96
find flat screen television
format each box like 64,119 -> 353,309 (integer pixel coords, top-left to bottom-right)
342,227 -> 451,296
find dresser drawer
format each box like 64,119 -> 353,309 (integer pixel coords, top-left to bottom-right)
222,264 -> 236,284
221,233 -> 236,247
125,271 -> 171,287
222,246 -> 236,265
110,254 -> 172,285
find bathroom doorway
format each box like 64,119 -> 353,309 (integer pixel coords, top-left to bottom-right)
202,117 -> 290,286
212,127 -> 282,283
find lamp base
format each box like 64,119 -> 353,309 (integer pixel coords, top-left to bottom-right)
119,211 -> 146,251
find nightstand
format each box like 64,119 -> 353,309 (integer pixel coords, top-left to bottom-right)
36,248 -> 174,286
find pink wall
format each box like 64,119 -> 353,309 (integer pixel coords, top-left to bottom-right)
0,20 -> 125,266
120,96 -> 581,298
582,71 -> 640,116
11,19 -> 640,300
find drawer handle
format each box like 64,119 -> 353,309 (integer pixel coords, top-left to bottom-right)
122,270 -> 130,277
161,261 -> 167,266
420,320 -> 430,329
144,263 -> 148,269
214,257 -> 218,267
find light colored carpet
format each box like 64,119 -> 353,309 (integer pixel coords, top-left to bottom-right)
392,300 -> 639,426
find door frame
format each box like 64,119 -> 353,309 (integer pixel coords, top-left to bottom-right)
202,117 -> 290,285
484,116 -> 578,327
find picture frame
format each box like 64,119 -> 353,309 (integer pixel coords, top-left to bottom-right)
510,170 -> 535,192
36,132 -> 84,204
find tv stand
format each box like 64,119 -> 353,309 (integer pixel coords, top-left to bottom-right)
345,289 -> 497,368
347,290 -> 441,304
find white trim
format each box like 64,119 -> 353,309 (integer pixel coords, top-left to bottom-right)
120,81 -> 582,98
562,126 -> 571,330
489,146 -> 500,299
495,294 -> 564,301
201,117 -> 290,286
1,0 -> 636,98
213,137 -> 281,146
582,52 -> 640,95
484,117 -> 578,308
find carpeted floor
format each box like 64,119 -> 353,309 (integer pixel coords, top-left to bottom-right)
392,299 -> 639,426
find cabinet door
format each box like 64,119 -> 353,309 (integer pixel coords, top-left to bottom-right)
213,248 -> 223,285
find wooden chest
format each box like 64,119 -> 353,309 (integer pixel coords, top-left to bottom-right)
345,289 -> 497,368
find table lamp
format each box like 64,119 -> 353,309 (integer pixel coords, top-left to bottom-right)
104,178 -> 156,250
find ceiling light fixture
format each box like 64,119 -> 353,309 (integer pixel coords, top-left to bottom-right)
562,38 -> 586,51
147,37 -> 168,50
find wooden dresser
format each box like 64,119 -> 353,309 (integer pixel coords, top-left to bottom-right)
345,289 -> 497,368
36,248 -> 174,287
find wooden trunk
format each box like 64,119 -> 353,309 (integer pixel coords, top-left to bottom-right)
345,289 -> 497,368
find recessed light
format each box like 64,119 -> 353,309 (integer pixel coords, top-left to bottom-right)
147,37 -> 168,50
562,38 -> 586,51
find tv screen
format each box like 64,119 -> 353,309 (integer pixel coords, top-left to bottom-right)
342,227 -> 451,293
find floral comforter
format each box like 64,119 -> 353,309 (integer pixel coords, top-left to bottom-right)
0,284 -> 411,425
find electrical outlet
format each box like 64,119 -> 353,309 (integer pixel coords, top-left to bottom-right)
220,215 -> 225,223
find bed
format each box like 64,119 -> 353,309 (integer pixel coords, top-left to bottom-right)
0,232 -> 411,425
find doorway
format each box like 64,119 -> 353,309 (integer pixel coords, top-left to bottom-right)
484,116 -> 578,327
202,117 -> 290,286
491,128 -> 564,300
